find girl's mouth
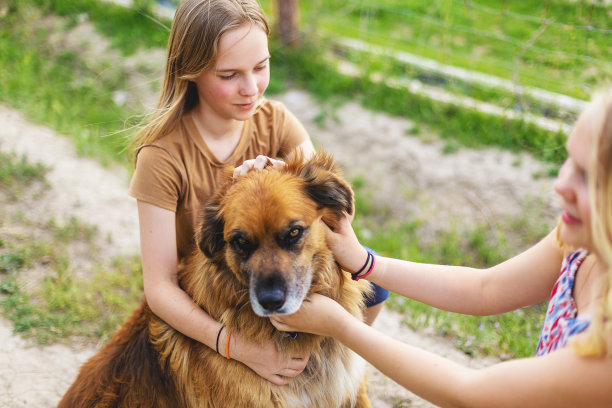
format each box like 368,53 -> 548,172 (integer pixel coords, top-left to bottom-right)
236,102 -> 255,110
561,210 -> 581,225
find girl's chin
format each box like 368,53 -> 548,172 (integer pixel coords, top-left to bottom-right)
559,226 -> 591,250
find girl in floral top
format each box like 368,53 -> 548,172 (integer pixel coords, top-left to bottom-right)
271,89 -> 612,407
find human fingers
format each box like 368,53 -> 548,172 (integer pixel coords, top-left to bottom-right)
232,156 -> 269,178
232,159 -> 256,178
324,217 -> 367,273
270,316 -> 293,332
253,155 -> 287,170
272,353 -> 309,380
266,374 -> 290,386
287,353 -> 308,371
252,155 -> 270,170
271,158 -> 286,169
271,295 -> 340,335
233,156 -> 286,178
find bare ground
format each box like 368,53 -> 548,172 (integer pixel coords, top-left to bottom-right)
0,89 -> 558,406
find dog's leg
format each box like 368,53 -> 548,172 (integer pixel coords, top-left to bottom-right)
353,378 -> 372,408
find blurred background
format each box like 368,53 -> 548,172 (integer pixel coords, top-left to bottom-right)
0,2 -> 611,405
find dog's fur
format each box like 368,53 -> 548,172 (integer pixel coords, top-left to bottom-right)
59,151 -> 372,408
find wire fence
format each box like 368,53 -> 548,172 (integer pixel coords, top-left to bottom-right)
300,0 -> 612,101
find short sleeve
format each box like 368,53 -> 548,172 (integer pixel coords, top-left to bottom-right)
273,101 -> 310,157
128,145 -> 184,212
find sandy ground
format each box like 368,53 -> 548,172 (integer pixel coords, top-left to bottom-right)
0,87 -> 559,407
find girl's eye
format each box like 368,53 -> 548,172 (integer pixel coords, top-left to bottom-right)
573,162 -> 587,182
219,73 -> 236,80
255,64 -> 267,71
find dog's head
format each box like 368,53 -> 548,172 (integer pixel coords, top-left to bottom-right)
196,151 -> 353,317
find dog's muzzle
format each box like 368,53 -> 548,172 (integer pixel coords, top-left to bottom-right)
254,274 -> 287,313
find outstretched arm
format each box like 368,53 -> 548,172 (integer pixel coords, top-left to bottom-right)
326,214 -> 564,315
271,294 -> 612,408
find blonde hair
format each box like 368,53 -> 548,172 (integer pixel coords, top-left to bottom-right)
574,88 -> 612,357
128,0 -> 269,160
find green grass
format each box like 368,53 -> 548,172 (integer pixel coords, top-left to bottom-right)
0,150 -> 49,199
0,213 -> 143,344
21,0 -> 171,54
0,254 -> 143,344
335,46 -> 579,123
0,5 -> 138,166
270,38 -> 568,165
288,0 -> 612,100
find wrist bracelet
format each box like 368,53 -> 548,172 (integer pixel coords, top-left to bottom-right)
225,328 -> 233,360
355,252 -> 376,281
351,250 -> 375,281
215,325 -> 225,354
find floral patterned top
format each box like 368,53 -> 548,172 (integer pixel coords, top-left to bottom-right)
536,250 -> 590,356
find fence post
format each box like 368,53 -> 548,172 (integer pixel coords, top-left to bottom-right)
277,0 -> 300,47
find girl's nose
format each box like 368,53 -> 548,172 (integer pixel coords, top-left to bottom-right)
240,74 -> 258,96
553,160 -> 576,202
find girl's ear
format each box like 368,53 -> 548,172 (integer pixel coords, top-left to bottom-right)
196,200 -> 226,259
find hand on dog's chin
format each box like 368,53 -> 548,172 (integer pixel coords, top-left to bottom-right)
269,294 -> 342,337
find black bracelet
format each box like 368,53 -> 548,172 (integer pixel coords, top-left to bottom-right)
351,250 -> 372,281
215,325 -> 225,354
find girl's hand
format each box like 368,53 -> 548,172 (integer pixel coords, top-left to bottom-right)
233,155 -> 285,178
324,213 -> 369,274
227,330 -> 309,386
270,294 -> 351,337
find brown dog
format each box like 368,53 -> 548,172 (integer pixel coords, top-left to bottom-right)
59,151 -> 372,408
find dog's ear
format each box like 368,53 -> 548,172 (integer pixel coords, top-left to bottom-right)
196,200 -> 226,259
291,151 -> 354,228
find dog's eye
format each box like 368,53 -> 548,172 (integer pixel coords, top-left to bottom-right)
285,227 -> 303,245
231,236 -> 253,254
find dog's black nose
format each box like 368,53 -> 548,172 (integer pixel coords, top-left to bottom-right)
255,275 -> 286,312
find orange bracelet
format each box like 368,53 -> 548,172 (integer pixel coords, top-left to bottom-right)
225,328 -> 233,360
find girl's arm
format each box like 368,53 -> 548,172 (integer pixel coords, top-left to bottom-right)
293,139 -> 316,157
327,214 -> 564,315
137,201 -> 307,385
271,294 -> 612,408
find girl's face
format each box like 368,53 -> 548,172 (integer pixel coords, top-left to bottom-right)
554,103 -> 599,251
195,24 -> 270,122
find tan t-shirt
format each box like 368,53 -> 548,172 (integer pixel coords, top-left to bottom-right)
129,99 -> 309,261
